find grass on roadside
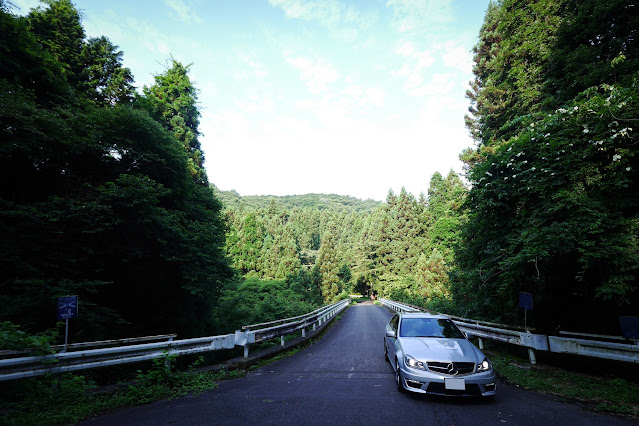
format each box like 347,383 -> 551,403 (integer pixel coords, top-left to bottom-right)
0,356 -> 245,426
489,352 -> 639,418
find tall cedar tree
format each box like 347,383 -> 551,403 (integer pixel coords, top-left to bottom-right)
142,60 -> 207,185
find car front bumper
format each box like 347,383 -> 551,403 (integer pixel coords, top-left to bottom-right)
400,367 -> 497,396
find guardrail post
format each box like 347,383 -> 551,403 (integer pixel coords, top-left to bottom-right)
528,348 -> 537,365
281,336 -> 285,347
478,337 -> 484,350
313,323 -> 317,331
164,335 -> 175,369
302,328 -> 306,337
244,328 -> 249,359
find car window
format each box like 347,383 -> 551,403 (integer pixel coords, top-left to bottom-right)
398,318 -> 464,338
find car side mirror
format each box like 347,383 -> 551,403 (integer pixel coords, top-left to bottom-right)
463,331 -> 472,339
386,330 -> 396,338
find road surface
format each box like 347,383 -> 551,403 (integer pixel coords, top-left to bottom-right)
85,301 -> 635,425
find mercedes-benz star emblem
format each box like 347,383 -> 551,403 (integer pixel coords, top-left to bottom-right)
446,362 -> 458,375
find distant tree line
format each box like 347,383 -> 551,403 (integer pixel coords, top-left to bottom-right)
213,189 -> 382,213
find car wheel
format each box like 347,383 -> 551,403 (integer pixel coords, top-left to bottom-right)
384,338 -> 389,362
395,359 -> 406,393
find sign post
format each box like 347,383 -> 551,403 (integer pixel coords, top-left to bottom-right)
518,292 -> 533,331
518,292 -> 535,363
619,316 -> 639,343
57,296 -> 78,352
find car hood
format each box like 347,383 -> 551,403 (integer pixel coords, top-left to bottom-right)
399,337 -> 481,363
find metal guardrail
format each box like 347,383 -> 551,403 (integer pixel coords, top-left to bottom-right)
0,299 -> 351,382
378,299 -> 421,313
548,336 -> 639,363
378,298 -> 638,365
237,298 -> 351,358
0,334 -> 178,359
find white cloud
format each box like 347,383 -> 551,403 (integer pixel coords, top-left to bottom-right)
269,0 -> 376,42
233,53 -> 269,81
392,41 -> 435,96
286,55 -> 339,94
366,87 -> 385,107
234,92 -> 276,114
395,40 -> 415,57
441,42 -> 473,73
386,0 -> 454,36
165,0 -> 202,24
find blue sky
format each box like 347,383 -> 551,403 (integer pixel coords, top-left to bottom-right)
12,0 -> 490,201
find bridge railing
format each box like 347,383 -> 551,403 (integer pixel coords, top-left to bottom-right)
236,298 -> 351,358
0,299 -> 351,382
378,298 -> 638,365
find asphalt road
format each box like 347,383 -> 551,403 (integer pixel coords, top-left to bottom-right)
85,302 -> 635,425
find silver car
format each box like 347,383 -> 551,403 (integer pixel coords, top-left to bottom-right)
385,312 -> 497,396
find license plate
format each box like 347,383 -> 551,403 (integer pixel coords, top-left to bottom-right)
444,378 -> 465,390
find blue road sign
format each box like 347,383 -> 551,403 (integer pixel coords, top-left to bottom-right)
57,296 -> 78,320
619,316 -> 639,340
519,292 -> 533,310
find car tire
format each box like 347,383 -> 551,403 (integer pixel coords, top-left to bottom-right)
384,338 -> 389,362
395,359 -> 406,393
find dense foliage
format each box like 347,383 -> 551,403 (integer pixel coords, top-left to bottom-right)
457,0 -> 639,332
219,170 -> 468,309
0,0 -> 231,340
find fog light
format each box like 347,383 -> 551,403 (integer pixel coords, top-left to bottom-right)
406,379 -> 423,389
485,383 -> 496,391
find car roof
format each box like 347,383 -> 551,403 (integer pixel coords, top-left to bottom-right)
398,311 -> 449,320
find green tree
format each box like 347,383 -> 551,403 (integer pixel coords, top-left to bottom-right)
425,170 -> 467,264
27,0 -> 84,94
415,248 -> 449,301
142,59 -> 206,184
542,0 -> 639,107
316,232 -> 340,301
81,36 -> 135,106
0,1 -> 67,102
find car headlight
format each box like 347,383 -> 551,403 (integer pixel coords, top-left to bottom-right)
404,354 -> 427,371
477,357 -> 491,372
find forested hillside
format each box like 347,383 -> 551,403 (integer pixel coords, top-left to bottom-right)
212,187 -> 381,213
220,171 -> 467,310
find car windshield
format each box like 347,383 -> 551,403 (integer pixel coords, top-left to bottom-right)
399,318 -> 465,338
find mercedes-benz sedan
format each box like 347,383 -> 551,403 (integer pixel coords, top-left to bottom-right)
385,312 -> 497,396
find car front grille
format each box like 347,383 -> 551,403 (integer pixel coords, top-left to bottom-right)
426,361 -> 475,376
